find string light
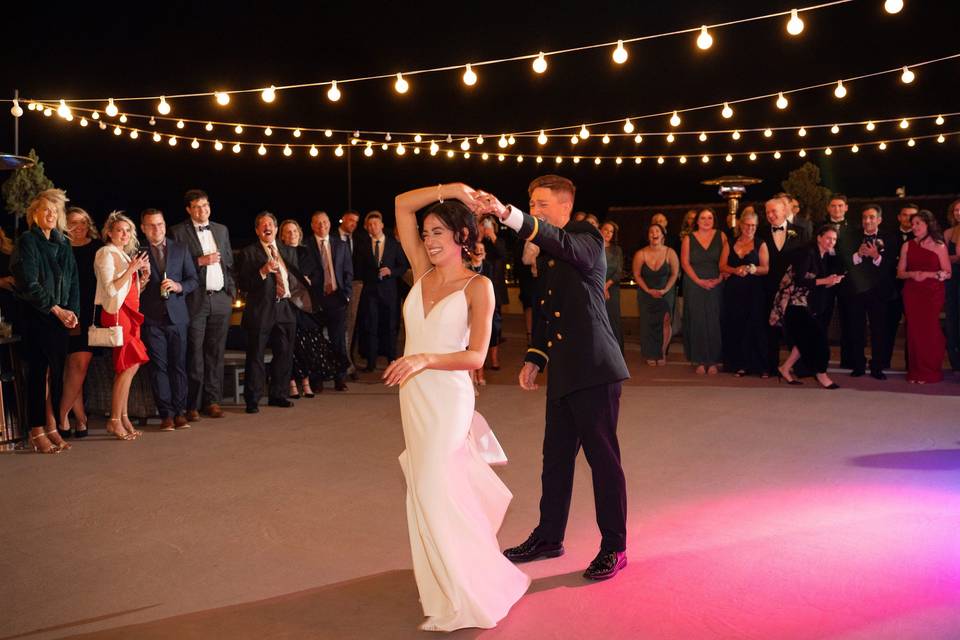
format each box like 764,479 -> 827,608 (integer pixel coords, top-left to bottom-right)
498,154 -> 505,161
397,143 -> 406,155
773,151 -> 782,159
537,130 -> 548,145
79,117 -> 87,127
535,156 -> 543,164
666,133 -> 675,143
831,124 -> 840,134
937,134 -> 946,143
263,127 -> 273,136
430,141 -> 440,154
460,138 -> 471,151
900,66 -> 915,83
153,132 -> 162,142
634,134 -> 643,143
721,102 -> 734,119
657,156 -> 665,164
176,120 -> 185,129
701,155 -> 710,163
57,99 -> 71,119
556,156 -> 563,164
573,156 -> 581,164
113,126 -> 122,136
899,118 -> 909,129
105,98 -> 119,117
595,157 -> 602,165
192,138 -> 200,149
130,130 -> 138,139
635,157 -> 642,164
764,128 -> 773,137
205,122 -> 213,131
91,111 -> 100,120
798,127 -> 807,137
786,8 -> 805,35
851,144 -> 859,153
481,152 -> 489,160
834,80 -> 847,98
798,148 -> 806,157
602,134 -> 611,144
878,141 -> 887,150
168,136 -> 178,146
670,111 -> 681,127
612,40 -> 628,64
258,143 -> 267,155
334,144 -> 344,157
884,0 -> 903,14
907,138 -> 916,147
157,96 -> 171,115
698,132 -> 708,142
866,120 -> 876,131
732,130 -> 741,140
776,92 -> 789,109
579,124 -> 590,139
696,25 -> 713,50
936,115 -> 945,125
235,125 -> 243,134
725,153 -> 733,162
749,152 -> 757,160
508,135 -> 516,145
215,92 -> 230,106
310,145 -> 319,157
327,81 -> 341,102
232,143 -> 241,153
120,114 -> 128,123
394,73 -> 409,94
532,52 -> 548,74
379,142 -> 386,150
614,157 -> 622,164
824,147 -> 832,155
679,156 -> 688,164
283,144 -> 293,156
623,119 -> 635,133
214,139 -> 222,150
261,86 -> 276,102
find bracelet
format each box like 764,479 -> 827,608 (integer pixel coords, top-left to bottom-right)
437,184 -> 443,203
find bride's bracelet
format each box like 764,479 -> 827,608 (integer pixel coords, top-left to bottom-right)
437,184 -> 444,203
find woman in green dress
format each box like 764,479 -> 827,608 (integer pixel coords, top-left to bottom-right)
681,208 -> 728,374
600,221 -> 624,353
633,223 -> 679,365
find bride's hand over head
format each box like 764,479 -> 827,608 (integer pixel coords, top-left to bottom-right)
383,354 -> 431,387
443,183 -> 480,209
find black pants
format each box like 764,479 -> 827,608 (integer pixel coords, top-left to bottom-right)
318,296 -> 347,383
358,288 -> 398,364
186,291 -> 231,410
22,308 -> 68,429
848,291 -> 890,373
244,322 -> 295,404
784,305 -> 829,373
144,322 -> 188,417
534,382 -> 627,553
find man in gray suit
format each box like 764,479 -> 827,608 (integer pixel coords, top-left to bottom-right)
169,189 -> 236,421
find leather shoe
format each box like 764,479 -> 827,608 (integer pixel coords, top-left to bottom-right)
245,403 -> 260,414
583,550 -> 627,580
204,404 -> 224,418
334,380 -> 348,391
503,533 -> 564,563
267,398 -> 294,408
159,417 -> 175,431
186,409 -> 201,422
174,415 -> 191,429
871,370 -> 887,380
850,369 -> 865,377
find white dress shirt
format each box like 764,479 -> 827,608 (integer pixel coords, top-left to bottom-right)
259,241 -> 291,299
194,222 -> 225,292
314,235 -> 338,292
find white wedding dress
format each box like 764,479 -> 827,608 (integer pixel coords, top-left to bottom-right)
398,270 -> 530,631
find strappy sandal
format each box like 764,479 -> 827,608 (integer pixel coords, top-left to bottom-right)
106,418 -> 135,441
45,429 -> 70,451
29,431 -> 60,454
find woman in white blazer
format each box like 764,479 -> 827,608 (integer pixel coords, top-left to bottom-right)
94,212 -> 151,440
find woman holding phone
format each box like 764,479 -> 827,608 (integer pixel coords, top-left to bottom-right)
94,211 -> 150,439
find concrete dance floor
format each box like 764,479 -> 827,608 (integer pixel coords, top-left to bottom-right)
2,327 -> 959,639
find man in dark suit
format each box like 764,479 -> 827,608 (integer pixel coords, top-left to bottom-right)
236,212 -> 298,413
336,210 -> 362,377
304,210 -> 353,391
483,175 -> 630,581
355,211 -> 408,370
842,204 -> 897,379
140,209 -> 198,430
758,196 -> 811,376
169,189 -> 236,421
820,194 -> 856,367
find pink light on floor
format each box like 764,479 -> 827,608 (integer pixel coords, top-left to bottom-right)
490,485 -> 960,639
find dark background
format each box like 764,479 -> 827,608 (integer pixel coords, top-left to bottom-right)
3,0 -> 959,250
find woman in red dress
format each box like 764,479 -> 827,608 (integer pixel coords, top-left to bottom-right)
94,212 -> 151,438
897,210 -> 951,383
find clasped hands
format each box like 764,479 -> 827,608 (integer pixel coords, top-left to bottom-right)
857,242 -> 881,260
440,183 -> 508,221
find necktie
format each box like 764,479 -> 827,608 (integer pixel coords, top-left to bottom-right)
374,239 -> 381,266
321,238 -> 336,294
152,243 -> 166,273
269,245 -> 285,300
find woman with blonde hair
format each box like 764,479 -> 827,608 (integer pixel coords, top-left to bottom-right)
10,189 -> 79,453
94,211 -> 150,439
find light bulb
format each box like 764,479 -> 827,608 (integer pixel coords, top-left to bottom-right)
764,128 -> 773,138
130,130 -> 138,139
379,142 -> 386,150
824,147 -> 832,155
834,80 -> 847,98
851,144 -> 859,153
612,40 -> 628,64
866,121 -> 876,131
235,125 -> 243,134
570,135 -> 579,145
498,135 -> 508,148
309,145 -> 319,157
831,124 -> 840,134
721,102 -> 734,119
774,151 -> 782,159
394,72 -> 409,94
10,99 -> 23,118
657,156 -> 665,165
191,138 -> 200,149
907,138 -> 916,147
679,156 -> 688,164
354,130 -> 361,138
396,143 -> 406,155
176,120 -> 185,129
634,134 -> 643,143
481,152 -> 488,160
936,115 -> 945,125
91,111 -> 100,120
579,125 -> 590,139
42,108 -> 52,117
899,118 -> 909,129
283,144 -> 293,156
27,101 -> 37,111
508,135 -> 516,145
538,130 -> 548,145
573,156 -> 581,164
157,96 -> 171,114
476,136 -> 484,145
334,145 -> 344,157
232,143 -> 241,153
414,134 -> 422,143
776,92 -> 789,109
79,117 -> 88,127
463,64 -> 477,86
623,119 -> 634,133
64,114 -> 74,122
205,122 -> 213,131
536,156 -> 543,164
798,127 -> 807,137
430,141 -> 440,154
447,150 -> 455,158
114,126 -> 122,136
725,154 -> 733,162
798,149 -> 806,157
595,157 -> 602,165
120,114 -> 128,123
532,52 -> 548,74
215,92 -> 230,106
937,134 -> 946,143
666,133 -> 675,143
57,99 -> 71,119
602,134 -> 611,144
152,132 -> 162,142
749,152 -> 757,161
786,8 -> 804,35
900,66 -> 915,83
293,129 -> 302,138
698,132 -> 707,142
460,139 -> 471,151
696,25 -> 713,50
214,140 -> 222,150
261,86 -> 276,102
105,98 -> 119,117
613,157 -> 621,165
701,155 -> 710,163
257,144 -> 267,156
884,0 -> 903,14
670,111 -> 681,127
327,81 -> 341,102
635,157 -> 642,164
556,156 -> 564,164
388,133 -> 395,142
498,154 -> 505,161
732,130 -> 741,140
364,142 -> 373,157
325,129 -> 333,137
447,134 -> 454,143
879,141 -> 887,150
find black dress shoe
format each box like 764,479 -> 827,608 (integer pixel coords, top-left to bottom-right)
871,370 -> 887,380
267,398 -> 294,408
850,369 -> 865,377
503,533 -> 564,563
289,392 -> 301,399
583,550 -> 627,580
334,380 -> 348,391
245,403 -> 260,414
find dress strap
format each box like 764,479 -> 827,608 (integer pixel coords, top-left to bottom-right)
414,267 -> 436,285
461,272 -> 482,291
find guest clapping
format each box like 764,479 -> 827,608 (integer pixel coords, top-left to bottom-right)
720,210 -> 769,376
633,223 -> 678,365
11,189 -> 79,453
94,212 -> 151,439
681,208 -> 726,374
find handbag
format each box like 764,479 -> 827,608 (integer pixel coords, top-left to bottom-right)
88,304 -> 123,347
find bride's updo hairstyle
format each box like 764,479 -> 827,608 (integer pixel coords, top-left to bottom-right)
422,200 -> 478,257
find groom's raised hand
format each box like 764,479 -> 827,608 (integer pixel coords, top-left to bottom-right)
474,190 -> 508,221
518,362 -> 540,391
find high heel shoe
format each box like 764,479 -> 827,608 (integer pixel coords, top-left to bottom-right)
46,429 -> 71,451
816,375 -> 840,390
121,413 -> 142,438
74,422 -> 89,439
106,418 -> 134,441
777,367 -> 803,385
29,431 -> 60,454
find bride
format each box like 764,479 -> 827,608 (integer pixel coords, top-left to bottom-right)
384,183 -> 530,631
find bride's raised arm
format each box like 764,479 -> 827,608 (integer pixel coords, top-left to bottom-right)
395,183 -> 479,282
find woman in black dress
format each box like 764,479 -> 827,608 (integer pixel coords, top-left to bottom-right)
720,210 -> 769,376
600,221 -> 625,353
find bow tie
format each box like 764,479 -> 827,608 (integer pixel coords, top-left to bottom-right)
772,226 -> 786,233
864,234 -> 877,241
196,225 -> 211,232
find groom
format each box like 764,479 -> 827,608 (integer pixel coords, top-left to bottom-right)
479,175 -> 630,580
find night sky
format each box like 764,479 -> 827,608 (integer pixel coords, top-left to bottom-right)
3,0 -> 959,245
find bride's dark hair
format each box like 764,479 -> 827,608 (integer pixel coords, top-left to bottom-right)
422,200 -> 478,256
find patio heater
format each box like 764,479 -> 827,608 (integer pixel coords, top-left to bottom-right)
701,175 -> 762,229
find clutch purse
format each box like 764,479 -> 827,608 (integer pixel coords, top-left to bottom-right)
88,305 -> 123,347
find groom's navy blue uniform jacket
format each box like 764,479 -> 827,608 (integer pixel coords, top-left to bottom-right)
509,209 -> 629,400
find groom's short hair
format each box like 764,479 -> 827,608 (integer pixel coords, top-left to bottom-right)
528,175 -> 575,203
